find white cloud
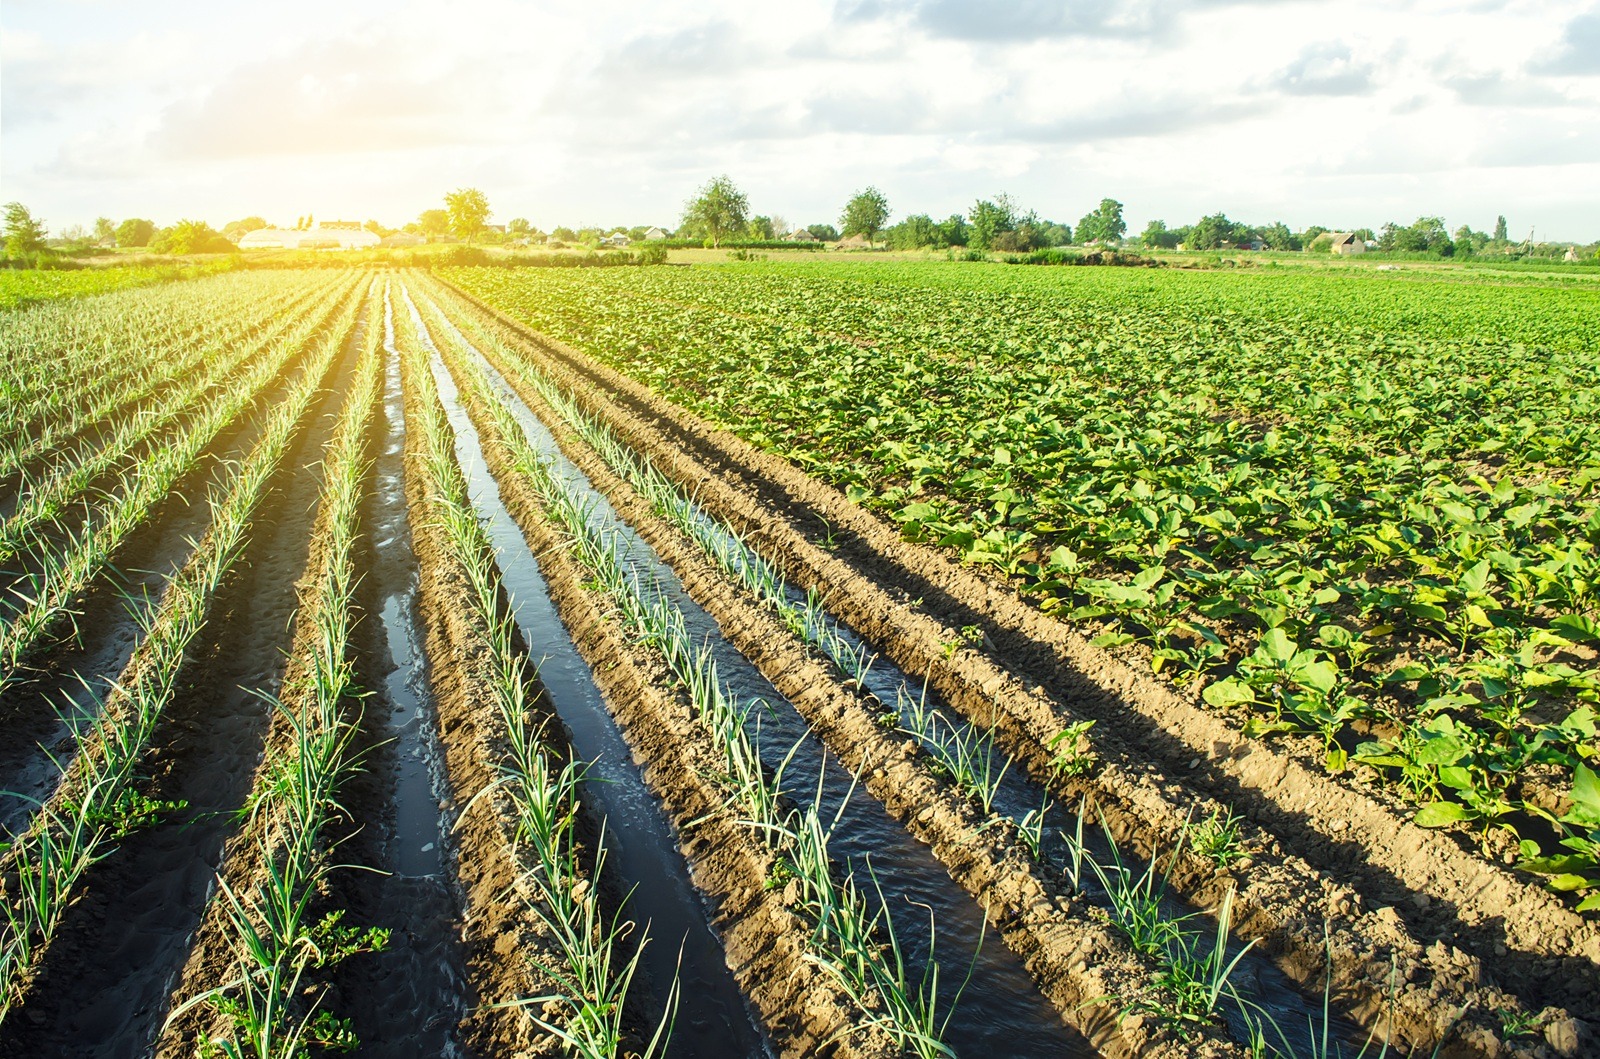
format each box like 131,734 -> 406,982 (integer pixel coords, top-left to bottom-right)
1,0 -> 1596,239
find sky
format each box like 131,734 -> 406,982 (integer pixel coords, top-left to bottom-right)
3,0 -> 1599,240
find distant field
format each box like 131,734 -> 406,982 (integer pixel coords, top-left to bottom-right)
451,257 -> 1600,900
0,261 -> 235,310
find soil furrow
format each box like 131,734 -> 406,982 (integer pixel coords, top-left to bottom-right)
425,297 -> 1245,1059
0,285 -> 368,1056
405,280 -> 896,1059
435,278 -> 1593,1054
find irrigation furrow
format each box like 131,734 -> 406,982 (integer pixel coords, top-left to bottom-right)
0,278 -> 350,566
433,278 -> 1578,1056
155,280 -> 386,1056
0,277 -> 362,689
396,282 -> 890,1059
396,288 -> 662,1056
0,288 -> 360,1023
418,287 -> 1262,1057
415,282 -> 1100,1058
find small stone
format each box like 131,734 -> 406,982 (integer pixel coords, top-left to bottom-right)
1330,818 -> 1348,832
1410,892 -> 1431,910
1188,758 -> 1200,769
1545,1017 -> 1582,1057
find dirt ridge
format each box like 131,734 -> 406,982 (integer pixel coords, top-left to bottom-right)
435,276 -> 1596,1056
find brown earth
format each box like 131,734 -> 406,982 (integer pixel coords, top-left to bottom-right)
408,281 -> 898,1059
434,275 -> 1599,1058
420,287 -> 1244,1059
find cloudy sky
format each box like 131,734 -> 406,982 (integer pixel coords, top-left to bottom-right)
4,0 -> 1598,239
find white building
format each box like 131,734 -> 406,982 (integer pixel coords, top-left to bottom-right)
238,221 -> 381,251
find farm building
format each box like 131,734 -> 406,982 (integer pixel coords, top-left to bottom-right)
238,222 -> 380,251
644,227 -> 669,241
603,232 -> 631,247
1565,246 -> 1580,262
1328,232 -> 1365,256
789,229 -> 818,242
380,232 -> 425,247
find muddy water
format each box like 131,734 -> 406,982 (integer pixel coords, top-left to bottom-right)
0,299 -> 371,1057
329,287 -> 469,1056
427,299 -> 1359,1055
407,289 -> 773,1059
417,292 -> 1086,1057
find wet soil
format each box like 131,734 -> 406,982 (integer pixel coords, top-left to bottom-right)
0,290 -> 367,1056
436,279 -> 1598,1057
0,282 -> 356,836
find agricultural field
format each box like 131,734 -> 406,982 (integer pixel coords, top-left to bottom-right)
0,260 -> 236,311
0,261 -> 1594,1059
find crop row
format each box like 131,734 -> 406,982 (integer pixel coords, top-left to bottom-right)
446,263 -> 1600,911
0,261 -> 237,312
397,284 -> 677,1056
413,287 -> 979,1057
0,271 -> 329,447
162,281 -> 386,1054
0,277 -> 349,567
0,279 -> 360,689
0,281 -> 359,1016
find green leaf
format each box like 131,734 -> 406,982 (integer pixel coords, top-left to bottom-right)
1259,627 -> 1295,663
1565,763 -> 1600,828
1091,631 -> 1136,649
1459,560 -> 1491,597
1415,801 -> 1474,827
1318,625 -> 1355,650
1552,614 -> 1600,642
1202,678 -> 1256,708
1292,659 -> 1339,695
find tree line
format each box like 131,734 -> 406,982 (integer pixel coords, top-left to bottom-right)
7,179 -> 1597,268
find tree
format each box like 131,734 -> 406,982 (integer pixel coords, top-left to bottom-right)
840,186 -> 891,246
116,218 -> 155,248
445,187 -> 491,243
1140,219 -> 1178,249
967,196 -> 1019,251
1493,215 -> 1509,242
1260,221 -> 1297,250
151,220 -> 235,255
888,213 -> 940,250
937,214 -> 969,247
4,202 -> 48,257
1075,198 -> 1126,244
507,217 -> 532,236
807,223 -> 840,242
419,209 -> 451,241
93,217 -> 117,246
551,226 -> 577,243
1188,212 -> 1243,250
746,215 -> 776,240
680,175 -> 749,248
223,216 -> 269,240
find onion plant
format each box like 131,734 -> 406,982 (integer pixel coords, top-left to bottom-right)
169,281 -> 387,1057
398,286 -> 674,1057
0,280 -> 363,691
412,287 -> 959,1056
0,291 -> 360,1022
0,278 -> 350,569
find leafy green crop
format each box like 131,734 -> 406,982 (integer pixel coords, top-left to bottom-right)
445,258 -> 1600,906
